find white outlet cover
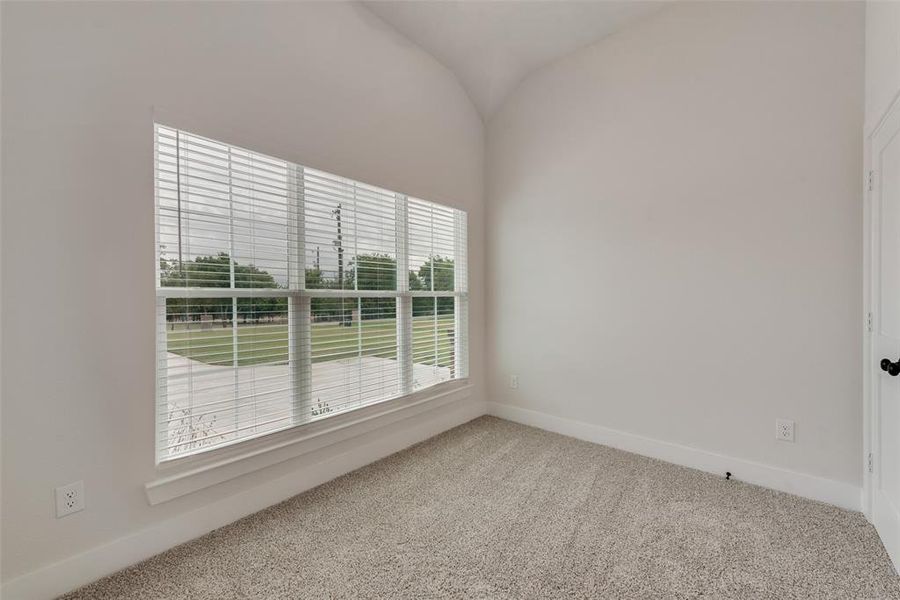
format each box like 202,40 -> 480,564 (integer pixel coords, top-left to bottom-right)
55,480 -> 85,518
510,375 -> 518,389
775,419 -> 795,443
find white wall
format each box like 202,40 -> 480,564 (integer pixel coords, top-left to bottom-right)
865,1 -> 900,135
487,2 -> 864,488
0,1 -> 484,588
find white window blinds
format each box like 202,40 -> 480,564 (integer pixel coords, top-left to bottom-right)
155,124 -> 468,462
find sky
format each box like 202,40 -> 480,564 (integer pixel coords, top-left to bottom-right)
155,125 -> 461,290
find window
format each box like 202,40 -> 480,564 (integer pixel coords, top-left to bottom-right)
155,125 -> 468,462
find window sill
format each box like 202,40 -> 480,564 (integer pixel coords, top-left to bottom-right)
145,380 -> 473,505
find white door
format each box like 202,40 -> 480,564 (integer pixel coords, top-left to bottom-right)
871,96 -> 900,573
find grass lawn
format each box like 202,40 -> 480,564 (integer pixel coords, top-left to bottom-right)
167,316 -> 455,368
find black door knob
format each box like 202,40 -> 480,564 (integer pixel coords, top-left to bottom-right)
881,358 -> 900,376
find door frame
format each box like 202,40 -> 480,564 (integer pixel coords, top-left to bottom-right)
864,89 -> 900,527
864,120 -> 872,522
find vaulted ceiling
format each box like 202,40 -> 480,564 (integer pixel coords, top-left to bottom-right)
363,1 -> 666,121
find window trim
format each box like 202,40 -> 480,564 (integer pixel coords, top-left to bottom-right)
155,124 -> 469,464
145,380 -> 473,505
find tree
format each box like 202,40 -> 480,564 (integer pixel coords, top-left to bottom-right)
351,253 -> 396,291
305,267 -> 324,289
417,256 -> 454,292
160,252 -> 286,324
348,253 -> 396,320
408,270 -> 423,291
412,256 -> 455,317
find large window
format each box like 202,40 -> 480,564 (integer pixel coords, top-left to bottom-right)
154,125 -> 468,462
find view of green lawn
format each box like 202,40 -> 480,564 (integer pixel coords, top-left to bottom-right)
167,316 -> 455,368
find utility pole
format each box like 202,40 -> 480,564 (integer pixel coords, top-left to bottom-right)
333,203 -> 347,325
333,203 -> 343,286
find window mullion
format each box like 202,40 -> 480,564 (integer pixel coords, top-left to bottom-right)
433,298 -> 438,373
288,164 -> 311,425
455,295 -> 468,379
153,125 -> 167,464
354,185 -> 362,411
454,211 -> 468,379
228,147 -> 236,288
395,195 -> 412,395
228,147 -> 239,431
155,296 -> 168,464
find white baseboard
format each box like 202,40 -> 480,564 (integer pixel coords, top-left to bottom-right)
5,399 -> 861,599
2,397 -> 487,600
487,402 -> 861,512
873,491 -> 900,576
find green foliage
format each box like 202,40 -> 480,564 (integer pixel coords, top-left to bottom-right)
160,252 -> 455,323
305,253 -> 396,322
413,256 -> 455,317
304,267 -> 324,289
160,252 -> 280,288
161,252 -> 286,323
352,253 -> 396,291
409,270 -> 424,291
351,253 -> 397,320
417,256 -> 455,292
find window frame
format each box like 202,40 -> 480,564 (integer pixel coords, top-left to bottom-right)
154,125 -> 469,465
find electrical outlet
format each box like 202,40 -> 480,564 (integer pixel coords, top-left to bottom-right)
775,419 -> 795,443
510,374 -> 518,389
55,481 -> 85,518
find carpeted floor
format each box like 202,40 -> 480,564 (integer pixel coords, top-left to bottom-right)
63,416 -> 900,599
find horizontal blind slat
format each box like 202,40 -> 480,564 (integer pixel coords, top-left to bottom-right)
155,123 -> 466,462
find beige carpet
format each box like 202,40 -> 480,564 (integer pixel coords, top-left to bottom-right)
63,416 -> 900,599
